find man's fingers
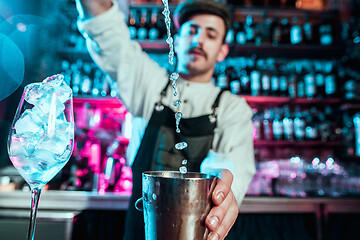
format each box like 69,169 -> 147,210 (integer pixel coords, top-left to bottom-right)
206,193 -> 231,231
212,169 -> 233,205
208,202 -> 239,240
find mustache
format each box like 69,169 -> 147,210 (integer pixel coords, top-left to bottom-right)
188,47 -> 207,59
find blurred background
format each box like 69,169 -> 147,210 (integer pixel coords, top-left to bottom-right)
0,0 -> 360,240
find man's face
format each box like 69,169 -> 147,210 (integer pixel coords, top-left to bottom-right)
175,14 -> 228,79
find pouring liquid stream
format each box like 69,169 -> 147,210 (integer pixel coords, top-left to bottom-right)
162,0 -> 187,176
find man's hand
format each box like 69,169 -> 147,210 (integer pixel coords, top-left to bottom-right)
75,0 -> 113,18
205,169 -> 239,240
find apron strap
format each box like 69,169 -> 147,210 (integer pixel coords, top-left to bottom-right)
209,89 -> 226,123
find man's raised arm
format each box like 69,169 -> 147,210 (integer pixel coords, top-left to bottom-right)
75,0 -> 113,19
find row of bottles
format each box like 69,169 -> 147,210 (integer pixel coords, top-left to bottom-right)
226,12 -> 336,46
215,57 -> 338,99
127,7 -> 170,41
60,59 -> 118,97
252,105 -> 341,142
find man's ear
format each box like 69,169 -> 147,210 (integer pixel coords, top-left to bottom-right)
216,43 -> 229,62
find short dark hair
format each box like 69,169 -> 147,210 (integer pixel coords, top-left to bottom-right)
173,0 -> 230,41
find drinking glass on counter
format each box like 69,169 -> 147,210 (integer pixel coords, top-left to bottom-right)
7,74 -> 74,240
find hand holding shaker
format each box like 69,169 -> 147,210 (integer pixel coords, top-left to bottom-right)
135,171 -> 217,240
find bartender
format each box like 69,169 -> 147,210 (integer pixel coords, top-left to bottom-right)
75,0 -> 255,239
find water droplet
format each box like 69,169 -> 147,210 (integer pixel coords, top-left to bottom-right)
182,159 -> 187,165
175,142 -> 187,150
173,99 -> 182,106
179,166 -> 187,174
170,72 -> 179,81
175,112 -> 182,119
152,193 -> 157,200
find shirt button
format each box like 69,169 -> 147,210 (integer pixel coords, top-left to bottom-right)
183,100 -> 188,103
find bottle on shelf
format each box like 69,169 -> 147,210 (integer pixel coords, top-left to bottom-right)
304,64 -> 316,99
279,64 -> 288,97
252,108 -> 263,141
137,8 -> 149,40
303,13 -> 314,45
271,17 -> 282,46
263,108 -> 274,141
324,61 -> 338,98
250,60 -> 261,96
290,17 -> 303,45
270,64 -> 281,96
305,106 -> 320,141
283,105 -> 294,141
245,15 -> 255,44
319,20 -> 333,45
273,107 -> 284,141
240,65 -> 251,95
314,61 -> 326,98
260,63 -> 271,96
294,106 -> 306,141
128,8 -> 138,39
235,21 -> 247,45
148,8 -> 160,41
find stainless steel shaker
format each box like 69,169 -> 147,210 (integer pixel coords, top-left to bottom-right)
136,171 -> 217,240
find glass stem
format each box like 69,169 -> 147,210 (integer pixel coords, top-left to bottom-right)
27,187 -> 42,240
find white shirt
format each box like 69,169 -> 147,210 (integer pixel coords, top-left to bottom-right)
78,2 -> 255,208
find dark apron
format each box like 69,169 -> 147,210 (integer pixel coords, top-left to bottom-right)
123,81 -> 225,240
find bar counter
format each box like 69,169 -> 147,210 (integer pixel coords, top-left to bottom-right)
1,190 -> 360,213
1,190 -> 360,240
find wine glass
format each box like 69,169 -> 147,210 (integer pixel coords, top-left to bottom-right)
7,74 -> 74,240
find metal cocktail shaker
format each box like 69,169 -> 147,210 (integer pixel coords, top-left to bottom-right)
135,171 -> 217,240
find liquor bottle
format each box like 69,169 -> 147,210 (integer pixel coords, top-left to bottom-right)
304,66 -> 316,99
81,62 -> 92,95
294,106 -> 306,141
315,62 -> 325,98
229,66 -> 241,94
254,20 -> 263,46
216,64 -> 228,90
260,61 -> 271,96
303,13 -> 313,45
318,109 -> 331,142
137,8 -> 149,40
148,9 -> 160,41
283,105 -> 294,141
71,62 -> 81,96
250,62 -> 261,96
235,21 -> 247,45
91,70 -> 102,97
252,108 -> 263,141
240,67 -> 251,95
128,8 -> 138,39
262,12 -> 273,45
280,18 -> 291,45
271,64 -> 280,96
271,17 -> 282,46
324,61 -> 338,98
273,107 -> 284,141
279,65 -> 288,97
288,72 -> 297,99
319,21 -> 333,46
245,15 -> 255,43
226,23 -> 235,44
290,17 -> 303,45
305,107 -> 320,141
263,108 -> 274,141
